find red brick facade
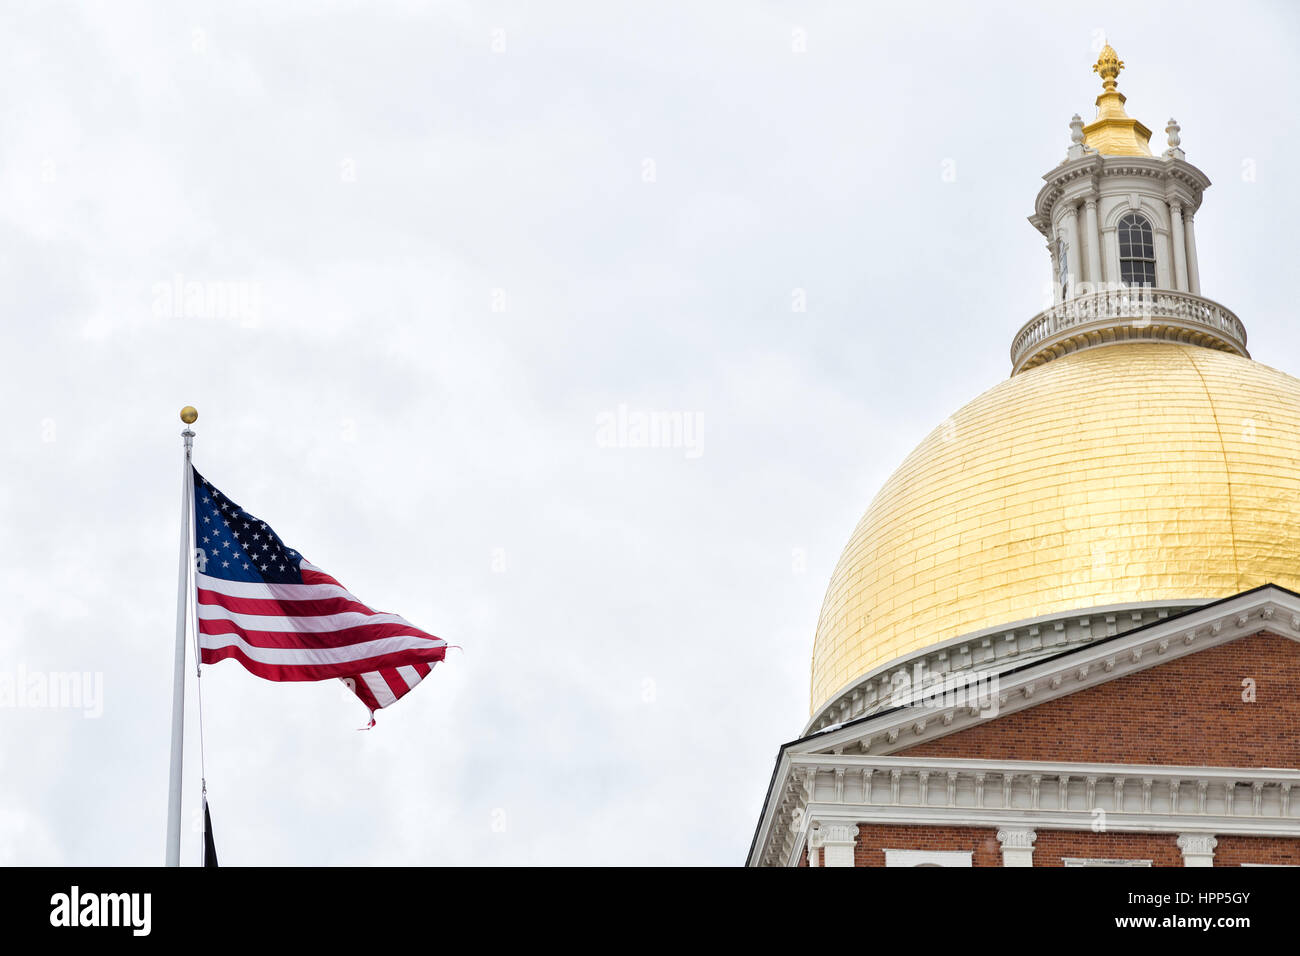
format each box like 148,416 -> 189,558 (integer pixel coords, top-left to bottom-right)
1213,835 -> 1300,866
853,825 -> 1002,866
836,630 -> 1300,866
848,826 -> 1184,866
900,631 -> 1300,766
844,827 -> 1300,867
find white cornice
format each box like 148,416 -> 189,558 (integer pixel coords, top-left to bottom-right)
805,600 -> 1199,736
1030,154 -> 1211,238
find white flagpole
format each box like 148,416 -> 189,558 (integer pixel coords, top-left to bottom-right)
166,407 -> 198,866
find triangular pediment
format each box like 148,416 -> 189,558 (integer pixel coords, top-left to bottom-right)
791,585 -> 1300,760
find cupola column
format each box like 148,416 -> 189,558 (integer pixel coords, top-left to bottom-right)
1185,213 -> 1201,294
1169,200 -> 1190,291
1083,197 -> 1103,289
1063,203 -> 1082,298
1048,240 -> 1063,304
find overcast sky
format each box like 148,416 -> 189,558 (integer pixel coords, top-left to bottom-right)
3,1 -> 1299,866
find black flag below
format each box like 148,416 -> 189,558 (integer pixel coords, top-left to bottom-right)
203,795 -> 219,868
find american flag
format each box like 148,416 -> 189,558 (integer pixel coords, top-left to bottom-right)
191,468 -> 448,726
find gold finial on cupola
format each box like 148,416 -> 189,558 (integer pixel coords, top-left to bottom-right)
1081,43 -> 1153,157
1092,44 -> 1125,90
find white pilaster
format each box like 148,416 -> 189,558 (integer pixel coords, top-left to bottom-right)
1185,214 -> 1201,294
807,825 -> 822,867
1084,198 -> 1103,290
1155,228 -> 1173,289
997,828 -> 1037,867
1177,833 -> 1217,867
820,824 -> 859,868
1048,240 -> 1063,305
1101,227 -> 1117,285
1063,204 -> 1082,298
1169,200 -> 1189,291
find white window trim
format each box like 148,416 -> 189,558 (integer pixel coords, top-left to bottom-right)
884,849 -> 972,867
1062,858 -> 1152,867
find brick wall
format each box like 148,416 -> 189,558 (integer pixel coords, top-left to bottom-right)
847,827 -> 1300,867
1213,835 -> 1300,866
850,826 -> 1182,866
854,824 -> 1001,866
899,631 -> 1300,766
1031,830 -> 1181,866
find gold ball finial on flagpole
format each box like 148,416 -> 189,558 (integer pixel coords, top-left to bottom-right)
180,406 -> 198,424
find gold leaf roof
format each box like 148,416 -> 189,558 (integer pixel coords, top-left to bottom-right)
810,344 -> 1300,713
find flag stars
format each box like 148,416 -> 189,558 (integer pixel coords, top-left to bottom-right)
193,476 -> 307,585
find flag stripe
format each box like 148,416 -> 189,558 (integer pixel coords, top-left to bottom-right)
197,573 -> 358,603
200,645 -> 443,682
199,629 -> 446,666
197,602 -> 422,634
344,676 -> 382,714
198,588 -> 381,619
380,668 -> 410,698
199,617 -> 448,653
362,672 -> 398,707
300,562 -> 345,588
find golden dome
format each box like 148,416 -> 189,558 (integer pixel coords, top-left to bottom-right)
810,343 -> 1300,714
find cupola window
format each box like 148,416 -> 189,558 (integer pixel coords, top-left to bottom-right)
1118,212 -> 1156,287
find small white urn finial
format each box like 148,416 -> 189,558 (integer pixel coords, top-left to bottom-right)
1163,118 -> 1185,159
1067,114 -> 1093,158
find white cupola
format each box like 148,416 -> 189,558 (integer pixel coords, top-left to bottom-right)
1013,45 -> 1246,375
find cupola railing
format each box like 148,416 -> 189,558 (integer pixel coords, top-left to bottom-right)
1010,287 -> 1247,375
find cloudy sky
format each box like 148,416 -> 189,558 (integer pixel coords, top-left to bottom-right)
2,1 -> 1299,866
